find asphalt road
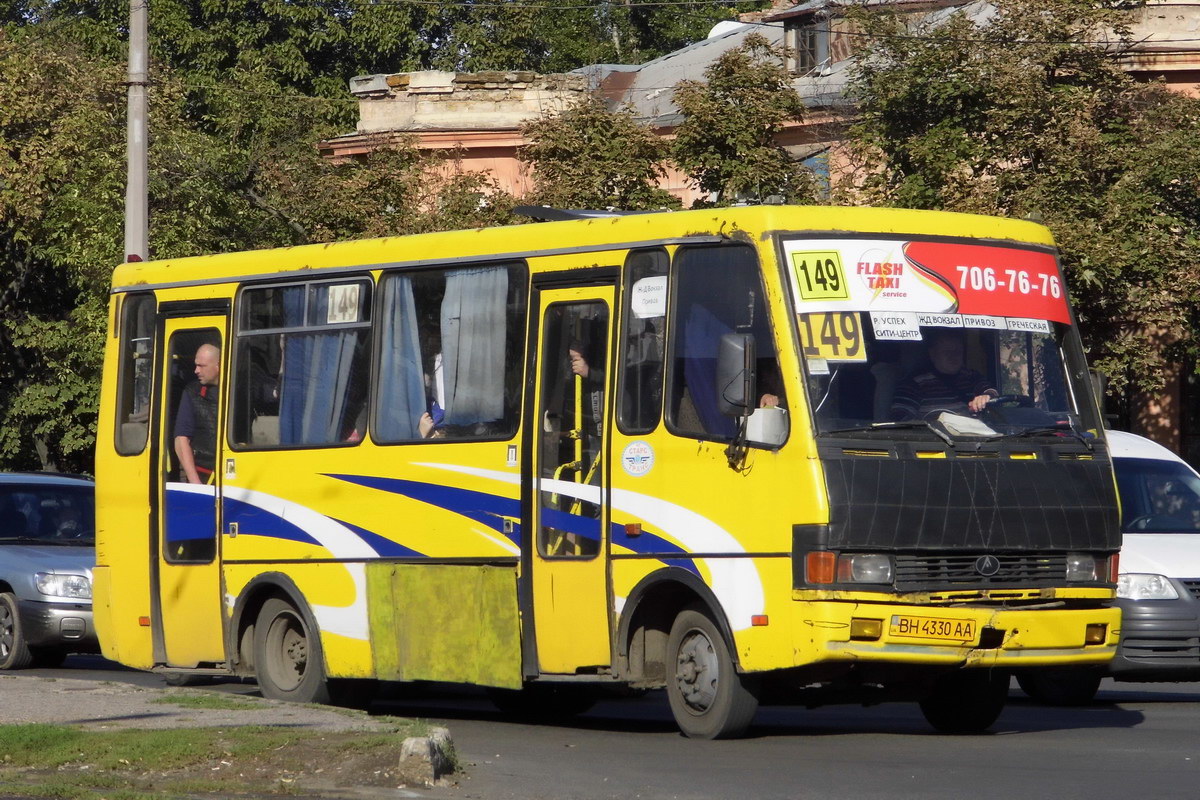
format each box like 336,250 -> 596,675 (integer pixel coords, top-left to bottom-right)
24,657 -> 1200,800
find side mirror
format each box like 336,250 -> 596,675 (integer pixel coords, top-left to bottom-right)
717,333 -> 757,417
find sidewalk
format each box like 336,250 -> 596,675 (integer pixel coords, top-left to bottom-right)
0,673 -> 389,730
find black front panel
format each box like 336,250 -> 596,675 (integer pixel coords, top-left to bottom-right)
819,440 -> 1120,553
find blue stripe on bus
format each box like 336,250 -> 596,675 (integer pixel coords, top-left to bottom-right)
323,473 -> 698,574
325,474 -> 521,543
164,487 -> 217,543
333,517 -> 425,558
222,494 -> 322,547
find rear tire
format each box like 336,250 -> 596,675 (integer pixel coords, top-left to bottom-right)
665,606 -> 759,739
0,592 -> 32,670
253,597 -> 330,704
919,670 -> 1008,734
1016,669 -> 1102,706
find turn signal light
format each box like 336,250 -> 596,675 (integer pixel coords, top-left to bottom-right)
807,551 -> 837,584
850,618 -> 883,641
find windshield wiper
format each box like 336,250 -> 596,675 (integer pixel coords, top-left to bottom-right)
825,420 -> 955,447
988,425 -> 1094,450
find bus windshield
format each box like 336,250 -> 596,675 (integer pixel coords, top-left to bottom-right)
781,235 -> 1091,440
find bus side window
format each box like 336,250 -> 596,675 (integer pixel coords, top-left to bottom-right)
617,249 -> 667,435
375,263 -> 526,442
231,281 -> 371,448
666,245 -> 783,442
115,293 -> 156,455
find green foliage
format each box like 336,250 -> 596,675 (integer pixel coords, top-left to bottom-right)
843,0 -> 1200,392
671,33 -> 817,206
521,95 -> 679,210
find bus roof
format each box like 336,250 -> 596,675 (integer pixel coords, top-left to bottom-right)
110,205 -> 1056,293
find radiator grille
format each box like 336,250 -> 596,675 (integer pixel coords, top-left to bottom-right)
894,554 -> 1067,590
1180,580 -> 1200,600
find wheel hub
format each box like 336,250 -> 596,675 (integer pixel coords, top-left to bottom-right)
675,629 -> 719,713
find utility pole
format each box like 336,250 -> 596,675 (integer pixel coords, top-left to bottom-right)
125,0 -> 148,263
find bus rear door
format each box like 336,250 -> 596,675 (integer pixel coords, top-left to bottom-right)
527,284 -> 615,674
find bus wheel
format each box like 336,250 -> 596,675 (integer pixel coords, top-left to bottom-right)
0,593 -> 33,670
919,670 -> 1008,734
1016,669 -> 1102,706
665,606 -> 759,739
253,597 -> 330,704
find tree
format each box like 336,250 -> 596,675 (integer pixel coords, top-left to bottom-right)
671,33 -> 817,206
521,95 -> 679,211
843,0 -> 1200,395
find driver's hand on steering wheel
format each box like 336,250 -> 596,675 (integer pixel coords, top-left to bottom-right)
968,392 -> 997,413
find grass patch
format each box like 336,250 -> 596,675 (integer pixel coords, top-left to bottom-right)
0,722 -> 435,798
152,693 -> 265,711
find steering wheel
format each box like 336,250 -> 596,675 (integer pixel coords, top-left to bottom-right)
986,394 -> 1034,408
1126,513 -> 1183,532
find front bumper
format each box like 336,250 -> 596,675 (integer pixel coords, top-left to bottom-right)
18,600 -> 99,652
796,601 -> 1120,668
1110,595 -> 1200,681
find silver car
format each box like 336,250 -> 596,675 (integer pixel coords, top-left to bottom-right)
0,472 -> 98,669
1019,431 -> 1200,704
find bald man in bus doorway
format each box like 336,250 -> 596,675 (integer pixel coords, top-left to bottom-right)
174,343 -> 221,484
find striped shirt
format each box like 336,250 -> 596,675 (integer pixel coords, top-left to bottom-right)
890,369 -> 994,421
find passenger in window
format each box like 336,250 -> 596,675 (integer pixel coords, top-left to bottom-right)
175,343 -> 221,484
890,331 -> 996,421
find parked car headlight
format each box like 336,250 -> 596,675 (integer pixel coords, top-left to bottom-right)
1117,573 -> 1179,601
35,572 -> 92,600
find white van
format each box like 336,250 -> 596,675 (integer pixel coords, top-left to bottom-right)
1019,430 -> 1200,704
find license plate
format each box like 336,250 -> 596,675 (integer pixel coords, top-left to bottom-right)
889,615 -> 977,642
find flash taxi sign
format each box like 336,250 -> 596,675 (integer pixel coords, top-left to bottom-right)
783,238 -> 1070,324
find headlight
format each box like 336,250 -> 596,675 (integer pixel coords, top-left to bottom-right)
837,553 -> 894,584
1117,573 -> 1179,601
1065,553 -> 1098,582
35,573 -> 92,600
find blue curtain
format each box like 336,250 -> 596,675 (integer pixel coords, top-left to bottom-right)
376,275 -> 427,440
683,304 -> 736,438
277,289 -> 360,445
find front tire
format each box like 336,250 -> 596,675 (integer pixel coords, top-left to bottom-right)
0,592 -> 32,670
253,597 -> 330,704
919,670 -> 1008,734
665,606 -> 759,739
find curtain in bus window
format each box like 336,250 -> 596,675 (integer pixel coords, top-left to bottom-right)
440,266 -> 507,426
376,275 -> 426,440
279,331 -> 358,445
683,304 -> 736,438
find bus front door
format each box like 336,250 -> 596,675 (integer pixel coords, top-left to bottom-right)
152,314 -> 228,668
528,287 -> 615,674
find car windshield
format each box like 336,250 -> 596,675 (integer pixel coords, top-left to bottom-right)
1115,457 -> 1200,533
0,484 -> 94,545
